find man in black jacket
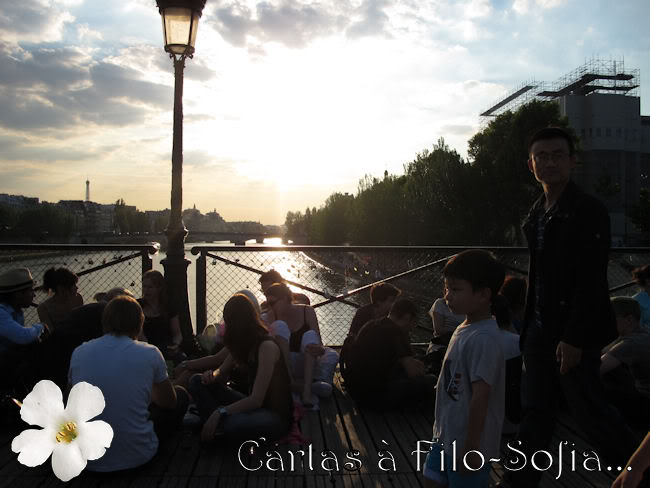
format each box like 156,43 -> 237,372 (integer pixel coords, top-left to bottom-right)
508,127 -> 638,486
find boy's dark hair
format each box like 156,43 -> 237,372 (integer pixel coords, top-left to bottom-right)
500,275 -> 527,311
102,295 -> 144,338
43,267 -> 78,293
259,269 -> 283,285
370,282 -> 401,304
443,250 -> 505,299
610,297 -> 641,322
389,298 -> 417,319
527,126 -> 574,156
632,265 -> 649,287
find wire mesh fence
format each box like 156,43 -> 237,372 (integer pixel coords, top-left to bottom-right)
193,246 -> 650,346
0,244 -> 158,326
0,244 -> 646,347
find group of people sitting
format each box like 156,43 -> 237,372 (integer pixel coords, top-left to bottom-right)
0,266 -> 341,473
1,258 -> 649,480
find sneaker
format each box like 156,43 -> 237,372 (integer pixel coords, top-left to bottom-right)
183,404 -> 201,426
183,411 -> 201,426
311,381 -> 333,398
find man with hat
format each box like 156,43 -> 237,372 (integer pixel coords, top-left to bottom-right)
0,267 -> 46,398
0,267 -> 45,355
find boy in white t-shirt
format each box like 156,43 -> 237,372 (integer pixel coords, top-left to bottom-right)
423,250 -> 506,488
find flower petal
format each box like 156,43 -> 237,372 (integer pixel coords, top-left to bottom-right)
65,382 -> 106,423
52,442 -> 87,482
21,380 -> 64,428
76,420 -> 114,461
11,428 -> 56,467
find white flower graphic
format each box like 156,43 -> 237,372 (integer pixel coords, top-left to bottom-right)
11,380 -> 114,482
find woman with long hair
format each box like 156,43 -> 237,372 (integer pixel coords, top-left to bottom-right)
37,267 -> 83,331
188,293 -> 292,443
138,270 -> 183,361
264,283 -> 338,407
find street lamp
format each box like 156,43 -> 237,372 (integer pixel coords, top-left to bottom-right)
156,0 -> 206,345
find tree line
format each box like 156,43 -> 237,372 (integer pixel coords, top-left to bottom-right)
285,100 -> 648,245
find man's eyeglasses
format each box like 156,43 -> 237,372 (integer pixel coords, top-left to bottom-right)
532,151 -> 569,163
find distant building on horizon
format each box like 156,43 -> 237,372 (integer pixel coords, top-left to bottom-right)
481,58 -> 650,244
0,193 -> 39,210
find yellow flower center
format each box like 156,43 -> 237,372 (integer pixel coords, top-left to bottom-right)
55,422 -> 78,443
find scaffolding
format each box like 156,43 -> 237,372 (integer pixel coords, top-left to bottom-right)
479,58 -> 640,120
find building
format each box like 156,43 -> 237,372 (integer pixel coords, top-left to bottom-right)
0,193 -> 39,209
481,59 -> 650,244
57,200 -> 115,234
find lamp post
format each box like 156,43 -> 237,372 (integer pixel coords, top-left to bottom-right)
156,0 -> 206,345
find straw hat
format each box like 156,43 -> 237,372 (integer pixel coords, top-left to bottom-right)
0,268 -> 35,294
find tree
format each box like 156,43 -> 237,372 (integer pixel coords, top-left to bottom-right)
468,100 -> 574,244
629,188 -> 650,235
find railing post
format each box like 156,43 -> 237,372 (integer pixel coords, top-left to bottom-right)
196,249 -> 207,334
141,249 -> 153,275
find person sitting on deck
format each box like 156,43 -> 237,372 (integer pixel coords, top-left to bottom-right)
600,297 -> 650,429
263,283 -> 338,407
0,268 -> 45,395
343,298 -> 436,410
68,295 -> 189,472
38,287 -> 134,389
138,270 -> 184,363
347,282 -> 401,339
632,265 -> 650,330
188,293 -> 293,443
428,296 -> 464,346
423,250 -> 506,488
258,269 -> 310,313
37,267 -> 83,331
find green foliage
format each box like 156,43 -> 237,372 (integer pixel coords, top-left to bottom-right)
16,203 -> 74,241
114,199 -> 149,234
629,188 -> 650,233
593,172 -> 621,200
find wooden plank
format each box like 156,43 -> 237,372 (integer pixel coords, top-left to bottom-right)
161,429 -> 200,478
331,384 -> 376,475
357,409 -> 411,475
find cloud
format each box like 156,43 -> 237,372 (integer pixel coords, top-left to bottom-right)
346,0 -> 392,39
0,0 -> 75,45
512,0 -> 567,14
208,0 -> 401,50
0,43 -> 171,131
440,124 -> 475,136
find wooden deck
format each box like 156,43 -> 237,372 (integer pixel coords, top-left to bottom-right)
0,373 -> 621,488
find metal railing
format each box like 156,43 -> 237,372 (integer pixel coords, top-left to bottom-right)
0,244 -> 159,326
1,244 -> 647,347
191,246 -> 650,346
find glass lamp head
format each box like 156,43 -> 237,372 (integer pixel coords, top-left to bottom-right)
156,0 -> 206,56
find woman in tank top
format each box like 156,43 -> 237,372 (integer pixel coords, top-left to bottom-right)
189,293 -> 292,443
263,283 -> 326,407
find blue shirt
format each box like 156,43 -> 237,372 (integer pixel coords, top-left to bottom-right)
68,334 -> 168,472
0,303 -> 44,354
633,290 -> 650,330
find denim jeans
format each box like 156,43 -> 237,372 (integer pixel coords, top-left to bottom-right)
509,325 -> 638,486
188,374 -> 290,443
150,385 -> 190,441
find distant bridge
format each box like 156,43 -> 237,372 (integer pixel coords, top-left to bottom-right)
185,231 -> 281,245
77,231 -> 282,246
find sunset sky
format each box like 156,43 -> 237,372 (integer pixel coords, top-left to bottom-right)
1,0 -> 649,224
